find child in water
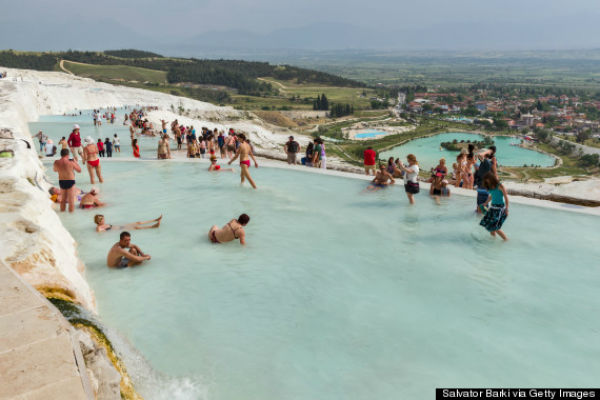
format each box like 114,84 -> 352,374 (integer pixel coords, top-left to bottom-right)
479,172 -> 509,241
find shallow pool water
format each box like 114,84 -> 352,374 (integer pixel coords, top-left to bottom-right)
380,132 -> 555,170
49,159 -> 600,400
30,108 -> 165,159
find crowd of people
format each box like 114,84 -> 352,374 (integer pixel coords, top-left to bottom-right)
362,144 -> 509,240
46,105 -> 511,271
48,108 -> 254,270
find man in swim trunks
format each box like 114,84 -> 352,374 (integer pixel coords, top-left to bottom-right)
106,231 -> 151,268
228,134 -> 258,189
67,124 -> 84,162
367,164 -> 395,190
83,136 -> 104,184
53,149 -> 82,212
80,188 -> 105,209
208,214 -> 250,245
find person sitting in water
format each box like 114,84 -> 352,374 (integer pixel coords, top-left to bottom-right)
208,214 -> 250,245
80,188 -> 105,209
94,214 -> 162,233
106,231 -> 151,268
366,164 -> 395,190
49,186 -> 83,203
429,173 -> 451,204
208,155 -> 234,172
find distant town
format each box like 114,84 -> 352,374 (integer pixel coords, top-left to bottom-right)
394,89 -> 600,140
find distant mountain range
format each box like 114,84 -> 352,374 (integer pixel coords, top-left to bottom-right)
1,15 -> 600,55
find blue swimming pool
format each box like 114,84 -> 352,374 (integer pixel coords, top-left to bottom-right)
354,130 -> 388,139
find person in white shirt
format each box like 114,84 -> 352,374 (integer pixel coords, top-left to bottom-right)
113,134 -> 121,153
398,154 -> 420,205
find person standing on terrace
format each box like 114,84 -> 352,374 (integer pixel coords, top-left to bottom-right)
68,124 -> 84,162
228,133 -> 258,189
83,137 -> 104,184
479,172 -> 509,241
53,149 -> 82,212
398,154 -> 420,205
285,136 -> 300,165
363,146 -> 376,176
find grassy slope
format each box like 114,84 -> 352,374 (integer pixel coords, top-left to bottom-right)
63,60 -> 167,84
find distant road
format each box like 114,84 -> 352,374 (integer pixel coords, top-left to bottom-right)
553,136 -> 600,156
58,60 -> 73,75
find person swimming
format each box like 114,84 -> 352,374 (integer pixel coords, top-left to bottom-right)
94,214 -> 162,233
208,214 -> 250,245
208,156 -> 234,172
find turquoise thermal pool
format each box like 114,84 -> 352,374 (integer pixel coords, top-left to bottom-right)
354,130 -> 387,139
380,132 -> 556,170
47,157 -> 600,400
30,110 -> 163,159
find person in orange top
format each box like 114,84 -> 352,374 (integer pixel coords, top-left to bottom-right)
133,138 -> 140,158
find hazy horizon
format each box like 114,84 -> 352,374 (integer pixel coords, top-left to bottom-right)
1,0 -> 599,53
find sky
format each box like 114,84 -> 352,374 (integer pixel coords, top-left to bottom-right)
1,0 -> 599,52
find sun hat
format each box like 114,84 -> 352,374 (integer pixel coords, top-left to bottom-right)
85,136 -> 94,145
73,124 -> 80,130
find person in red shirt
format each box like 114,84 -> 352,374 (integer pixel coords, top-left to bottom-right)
67,124 -> 84,162
97,139 -> 105,157
363,146 -> 377,176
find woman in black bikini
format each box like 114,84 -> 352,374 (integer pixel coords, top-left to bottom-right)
208,214 -> 250,245
94,214 -> 163,233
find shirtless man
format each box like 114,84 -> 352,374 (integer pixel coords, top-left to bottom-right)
67,124 -> 84,162
58,136 -> 68,150
80,188 -> 105,209
228,134 -> 258,189
106,231 -> 151,268
208,214 -> 250,245
367,164 -> 395,191
53,149 -> 82,212
83,137 -> 104,184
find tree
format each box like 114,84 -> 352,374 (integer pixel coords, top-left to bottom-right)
576,129 -> 591,144
493,118 -> 508,130
321,94 -> 329,110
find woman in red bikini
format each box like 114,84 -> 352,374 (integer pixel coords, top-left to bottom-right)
133,138 -> 140,158
83,136 -> 104,184
228,134 -> 258,189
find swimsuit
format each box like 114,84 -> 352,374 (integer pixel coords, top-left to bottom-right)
59,180 -> 75,190
432,188 -> 442,196
240,159 -> 250,167
88,159 -> 100,167
117,257 -> 129,269
215,165 -> 221,170
80,204 -> 95,209
210,230 -> 220,243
